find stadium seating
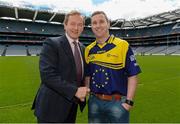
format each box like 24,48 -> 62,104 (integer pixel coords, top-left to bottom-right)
0,44 -> 5,56
28,45 -> 42,56
5,45 -> 27,56
1,7 -> 180,56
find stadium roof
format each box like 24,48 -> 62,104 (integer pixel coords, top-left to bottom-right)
1,5 -> 180,29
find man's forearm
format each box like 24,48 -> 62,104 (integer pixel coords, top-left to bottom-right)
127,75 -> 138,100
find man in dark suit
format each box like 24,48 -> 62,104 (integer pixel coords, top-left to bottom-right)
32,10 -> 90,123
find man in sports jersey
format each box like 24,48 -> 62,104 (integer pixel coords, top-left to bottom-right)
84,11 -> 141,123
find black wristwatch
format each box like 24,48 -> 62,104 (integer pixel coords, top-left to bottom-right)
125,99 -> 134,106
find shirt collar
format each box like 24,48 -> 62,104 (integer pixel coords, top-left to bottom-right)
65,33 -> 79,45
95,35 -> 111,46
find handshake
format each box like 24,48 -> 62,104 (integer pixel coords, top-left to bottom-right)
75,87 -> 90,102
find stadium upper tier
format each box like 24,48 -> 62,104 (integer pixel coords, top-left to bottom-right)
1,4 -> 180,29
0,4 -> 180,45
1,4 -> 180,56
0,18 -> 180,38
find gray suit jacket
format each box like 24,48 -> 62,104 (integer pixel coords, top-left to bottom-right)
32,35 -> 86,122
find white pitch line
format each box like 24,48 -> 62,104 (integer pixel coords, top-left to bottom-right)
0,102 -> 32,109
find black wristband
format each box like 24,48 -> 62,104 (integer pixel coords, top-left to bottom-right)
125,99 -> 134,106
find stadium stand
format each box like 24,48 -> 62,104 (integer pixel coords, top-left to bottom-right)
28,45 -> 42,56
5,45 -> 27,56
0,44 -> 5,56
0,4 -> 180,56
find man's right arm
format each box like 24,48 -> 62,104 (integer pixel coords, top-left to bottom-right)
74,76 -> 91,102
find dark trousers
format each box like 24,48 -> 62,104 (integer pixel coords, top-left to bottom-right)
64,103 -> 78,123
37,103 -> 78,123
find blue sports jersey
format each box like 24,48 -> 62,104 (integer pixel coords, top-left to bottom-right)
85,35 -> 141,95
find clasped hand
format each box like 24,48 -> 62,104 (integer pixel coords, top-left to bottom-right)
75,87 -> 90,102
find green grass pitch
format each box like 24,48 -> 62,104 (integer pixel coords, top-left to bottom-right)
0,56 -> 180,123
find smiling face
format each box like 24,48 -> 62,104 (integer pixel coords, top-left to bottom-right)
64,13 -> 84,40
91,12 -> 110,40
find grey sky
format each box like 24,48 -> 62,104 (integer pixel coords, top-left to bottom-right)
0,0 -> 180,20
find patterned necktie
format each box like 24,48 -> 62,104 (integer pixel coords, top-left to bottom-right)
73,41 -> 83,85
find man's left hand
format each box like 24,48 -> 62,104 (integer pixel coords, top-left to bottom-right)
121,103 -> 133,111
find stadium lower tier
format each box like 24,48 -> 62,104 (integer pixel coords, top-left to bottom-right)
0,44 -> 180,56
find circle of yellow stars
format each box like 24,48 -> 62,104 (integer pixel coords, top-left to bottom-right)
92,68 -> 109,88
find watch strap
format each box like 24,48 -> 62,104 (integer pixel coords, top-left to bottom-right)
125,99 -> 134,106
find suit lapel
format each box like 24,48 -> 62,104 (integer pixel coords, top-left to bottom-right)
61,35 -> 85,82
61,35 -> 75,64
